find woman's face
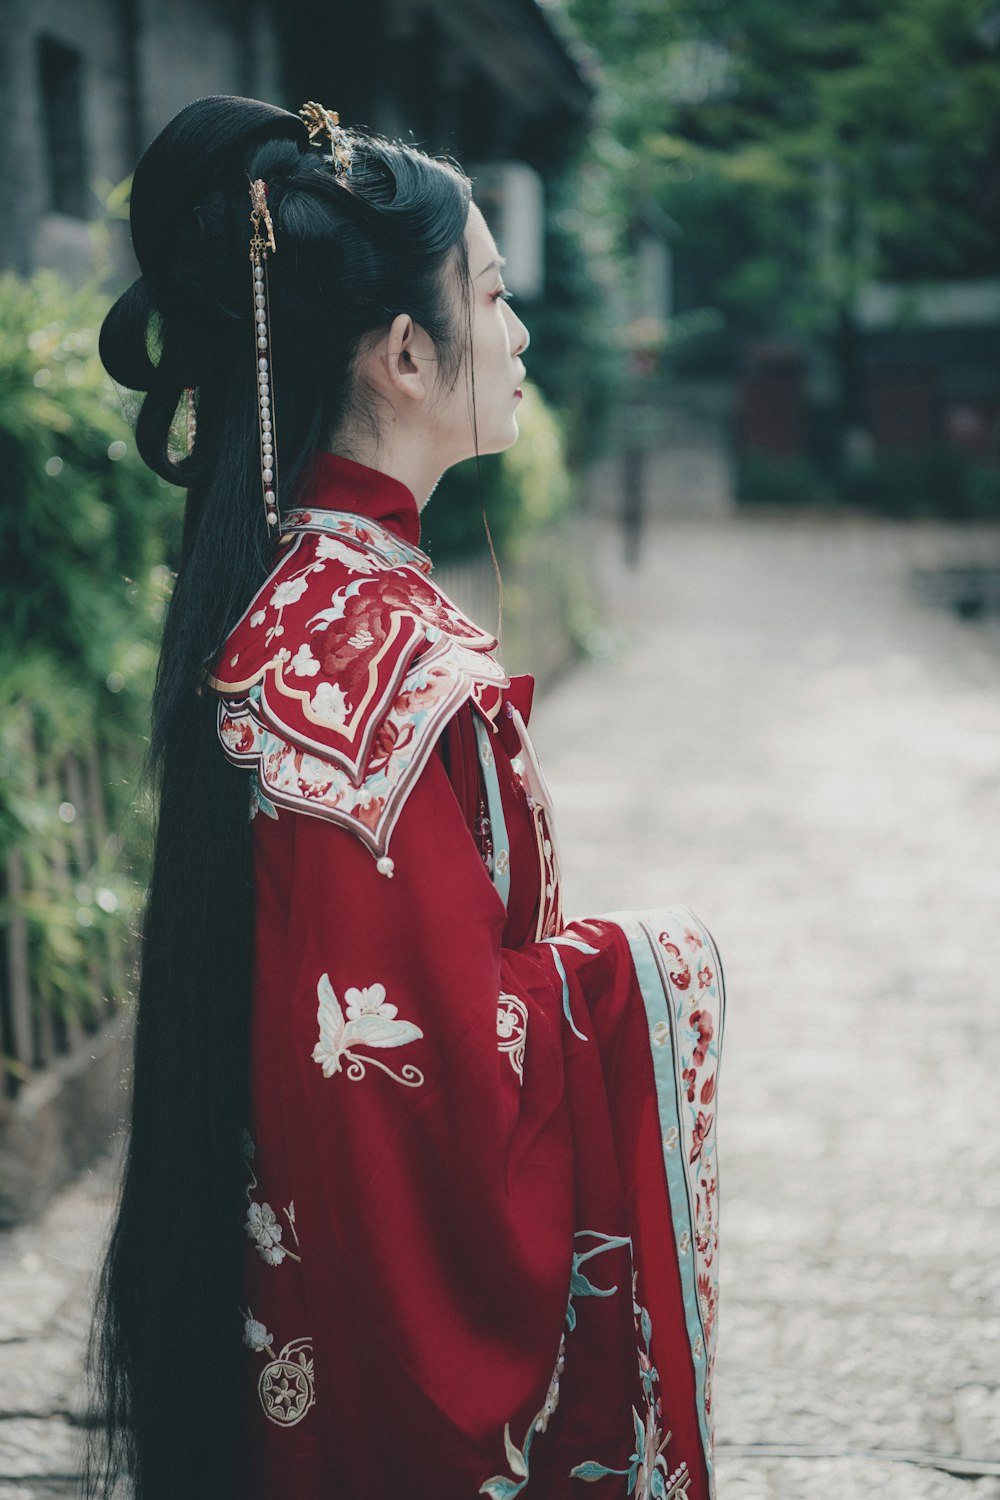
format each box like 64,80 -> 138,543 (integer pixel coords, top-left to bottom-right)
345,200 -> 530,483
441,199 -> 531,459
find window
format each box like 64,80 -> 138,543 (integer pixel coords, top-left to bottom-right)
37,35 -> 87,219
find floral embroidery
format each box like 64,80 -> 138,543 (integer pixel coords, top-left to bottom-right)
289,642 -> 321,677
479,1230 -> 630,1499
310,679 -> 350,727
241,1307 -> 316,1428
657,937 -> 691,991
640,911 -> 724,1458
218,634 -> 507,861
248,771 -> 279,822
312,972 -> 425,1087
242,1131 -> 301,1266
271,576 -> 310,609
569,1269 -> 691,1498
239,1134 -> 315,1428
497,993 -> 528,1084
315,532 -> 383,571
243,1314 -> 273,1352
245,1199 -> 302,1266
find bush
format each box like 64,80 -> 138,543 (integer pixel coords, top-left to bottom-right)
0,266 -> 182,1049
735,452 -> 831,507
841,447 -> 1000,521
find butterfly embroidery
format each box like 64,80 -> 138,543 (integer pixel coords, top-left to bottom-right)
312,974 -> 425,1087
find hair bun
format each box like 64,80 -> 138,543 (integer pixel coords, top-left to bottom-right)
128,96 -> 308,278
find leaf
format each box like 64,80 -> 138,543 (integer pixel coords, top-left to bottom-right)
477,1478 -> 524,1500
570,1269 -> 616,1300
503,1422 -> 528,1478
567,1461 -> 616,1481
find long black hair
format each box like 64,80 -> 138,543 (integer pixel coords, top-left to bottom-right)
84,94 -> 474,1498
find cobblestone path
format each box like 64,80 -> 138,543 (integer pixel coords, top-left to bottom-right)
2,511 -> 999,1498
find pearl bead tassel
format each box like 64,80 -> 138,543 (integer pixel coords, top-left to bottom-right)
253,258 -> 278,531
246,177 -> 279,530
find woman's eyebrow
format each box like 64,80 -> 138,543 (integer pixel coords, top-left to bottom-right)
476,256 -> 507,278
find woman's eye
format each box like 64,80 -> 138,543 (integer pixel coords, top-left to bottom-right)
492,287 -> 514,304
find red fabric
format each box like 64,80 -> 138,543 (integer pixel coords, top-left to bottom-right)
224,452 -> 712,1498
296,447 -> 422,546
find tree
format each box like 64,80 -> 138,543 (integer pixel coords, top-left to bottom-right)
563,0 -> 1000,440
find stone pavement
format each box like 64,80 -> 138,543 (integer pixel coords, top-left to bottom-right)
2,509 -> 1000,1497
533,511 -> 1000,1499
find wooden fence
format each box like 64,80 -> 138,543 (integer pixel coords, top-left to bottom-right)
0,737 -> 132,1111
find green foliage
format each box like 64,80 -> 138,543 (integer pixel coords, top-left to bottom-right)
736,445 -> 1000,518
0,264 -> 182,1040
420,377 -> 575,561
564,0 -> 1000,336
736,453 -> 832,506
842,447 -> 1000,519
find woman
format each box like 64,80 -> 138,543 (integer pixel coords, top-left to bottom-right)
86,95 -> 725,1500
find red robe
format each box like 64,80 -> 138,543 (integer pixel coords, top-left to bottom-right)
206,450 -> 725,1499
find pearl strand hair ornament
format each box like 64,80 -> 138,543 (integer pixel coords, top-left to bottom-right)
248,176 -> 278,531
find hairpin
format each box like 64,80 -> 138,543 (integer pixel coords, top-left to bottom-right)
298,101 -> 354,178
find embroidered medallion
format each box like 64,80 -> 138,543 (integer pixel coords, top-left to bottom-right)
242,1310 -> 316,1428
497,993 -> 528,1083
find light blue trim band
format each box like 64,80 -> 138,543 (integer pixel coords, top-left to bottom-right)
598,907 -> 716,1498
542,942 -> 590,1042
472,711 -> 510,911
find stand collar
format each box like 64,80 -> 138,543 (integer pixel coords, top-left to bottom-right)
295,449 -> 421,547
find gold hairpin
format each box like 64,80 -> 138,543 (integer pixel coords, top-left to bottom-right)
298,101 -> 354,178
249,177 -> 276,255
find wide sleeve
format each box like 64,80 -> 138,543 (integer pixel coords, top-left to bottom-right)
242,734 -> 597,1495
239,724 -> 723,1500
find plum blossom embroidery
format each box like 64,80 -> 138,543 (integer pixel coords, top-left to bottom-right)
271,576 -> 310,609
241,1307 -> 316,1428
497,993 -> 528,1084
312,973 -> 425,1087
238,1135 -> 315,1428
310,680 -> 350,727
289,642 -> 321,676
243,1314 -> 273,1353
242,1130 -> 301,1265
245,1200 -> 302,1266
344,983 -> 397,1021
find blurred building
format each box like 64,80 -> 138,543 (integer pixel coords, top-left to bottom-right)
0,0 -> 595,1223
0,0 -> 595,298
